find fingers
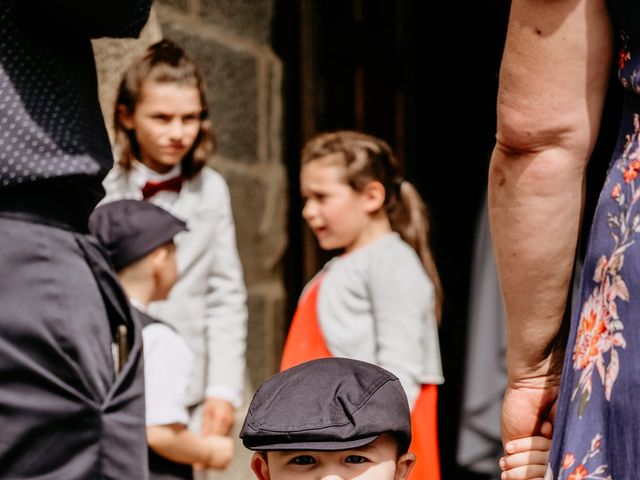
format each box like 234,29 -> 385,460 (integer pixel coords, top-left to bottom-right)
500,450 -> 549,469
499,464 -> 547,480
209,418 -> 233,436
207,435 -> 234,469
209,409 -> 234,436
202,398 -> 236,436
499,435 -> 551,480
201,402 -> 216,436
504,435 -> 552,455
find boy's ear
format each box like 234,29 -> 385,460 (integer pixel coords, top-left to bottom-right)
362,180 -> 386,213
250,452 -> 271,480
148,246 -> 168,275
394,452 -> 416,480
118,104 -> 135,130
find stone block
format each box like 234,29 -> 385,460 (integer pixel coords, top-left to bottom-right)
161,23 -> 259,163
199,0 -> 274,44
93,10 -> 162,140
245,288 -> 287,388
156,0 -> 189,13
214,165 -> 288,286
271,293 -> 287,369
246,292 -> 268,387
267,57 -> 283,164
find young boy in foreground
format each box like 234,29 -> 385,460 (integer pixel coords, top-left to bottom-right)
240,357 -> 416,480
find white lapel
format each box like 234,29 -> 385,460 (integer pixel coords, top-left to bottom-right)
172,175 -> 202,223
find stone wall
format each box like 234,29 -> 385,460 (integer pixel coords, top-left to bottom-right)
93,2 -> 286,478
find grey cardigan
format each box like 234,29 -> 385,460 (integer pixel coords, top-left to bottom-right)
314,232 -> 444,407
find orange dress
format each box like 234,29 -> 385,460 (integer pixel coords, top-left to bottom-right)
281,276 -> 440,480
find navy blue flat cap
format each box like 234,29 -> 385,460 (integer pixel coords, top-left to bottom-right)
89,199 -> 187,271
240,357 -> 411,452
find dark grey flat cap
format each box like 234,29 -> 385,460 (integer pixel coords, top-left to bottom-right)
240,357 -> 411,452
89,199 -> 187,271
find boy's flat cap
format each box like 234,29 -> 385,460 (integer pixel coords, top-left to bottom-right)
89,199 -> 187,270
240,357 -> 411,452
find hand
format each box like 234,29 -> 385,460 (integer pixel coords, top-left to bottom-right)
204,434 -> 234,470
502,381 -> 558,448
202,397 -> 236,436
499,422 -> 552,480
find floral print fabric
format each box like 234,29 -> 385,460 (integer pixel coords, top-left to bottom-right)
547,23 -> 640,478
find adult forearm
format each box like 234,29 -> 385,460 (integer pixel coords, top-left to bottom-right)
491,0 -> 612,384
489,144 -> 585,381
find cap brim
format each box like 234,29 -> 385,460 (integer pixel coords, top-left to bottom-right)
242,434 -> 380,452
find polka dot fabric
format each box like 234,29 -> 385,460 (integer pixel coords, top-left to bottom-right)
0,0 -> 152,206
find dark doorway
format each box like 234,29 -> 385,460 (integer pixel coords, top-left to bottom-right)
273,2 -> 511,478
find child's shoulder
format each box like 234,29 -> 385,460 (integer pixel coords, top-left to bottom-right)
328,233 -> 424,278
359,233 -> 419,265
103,162 -> 128,185
142,320 -> 193,360
361,234 -> 429,282
187,166 -> 230,198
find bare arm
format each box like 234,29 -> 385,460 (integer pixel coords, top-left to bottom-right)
489,0 -> 612,440
147,424 -> 233,470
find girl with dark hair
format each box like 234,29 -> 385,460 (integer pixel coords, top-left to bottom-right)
103,39 -> 247,456
280,130 -> 444,480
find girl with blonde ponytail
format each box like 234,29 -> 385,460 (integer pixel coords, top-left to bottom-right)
281,130 -> 444,480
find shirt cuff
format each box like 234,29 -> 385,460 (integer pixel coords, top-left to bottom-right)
205,384 -> 243,409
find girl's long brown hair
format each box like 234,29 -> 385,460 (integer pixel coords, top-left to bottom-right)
113,39 -> 214,179
301,130 -> 443,322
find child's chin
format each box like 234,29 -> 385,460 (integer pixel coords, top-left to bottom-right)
318,238 -> 337,250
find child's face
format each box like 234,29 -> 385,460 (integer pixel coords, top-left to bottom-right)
301,156 -> 380,252
250,435 -> 415,480
120,80 -> 202,174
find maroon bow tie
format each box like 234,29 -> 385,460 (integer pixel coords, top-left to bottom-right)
141,175 -> 184,199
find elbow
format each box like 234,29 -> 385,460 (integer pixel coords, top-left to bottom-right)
493,96 -> 594,163
490,105 -> 591,190
494,101 -> 568,155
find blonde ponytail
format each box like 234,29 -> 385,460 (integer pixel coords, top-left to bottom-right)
387,180 -> 443,322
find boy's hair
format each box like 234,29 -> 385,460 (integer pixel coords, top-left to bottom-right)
89,199 -> 187,271
239,357 -> 412,454
301,130 -> 443,321
114,39 -> 215,179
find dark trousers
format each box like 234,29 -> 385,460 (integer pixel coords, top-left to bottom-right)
0,216 -> 147,479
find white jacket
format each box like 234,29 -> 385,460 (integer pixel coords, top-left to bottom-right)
103,165 -> 248,407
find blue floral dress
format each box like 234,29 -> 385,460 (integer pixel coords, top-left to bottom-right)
547,3 -> 640,479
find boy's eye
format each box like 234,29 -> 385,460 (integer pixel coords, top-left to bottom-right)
290,455 -> 316,465
152,114 -> 171,121
345,455 -> 368,464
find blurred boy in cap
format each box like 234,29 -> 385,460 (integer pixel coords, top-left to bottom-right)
90,199 -> 232,479
240,357 -> 416,480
